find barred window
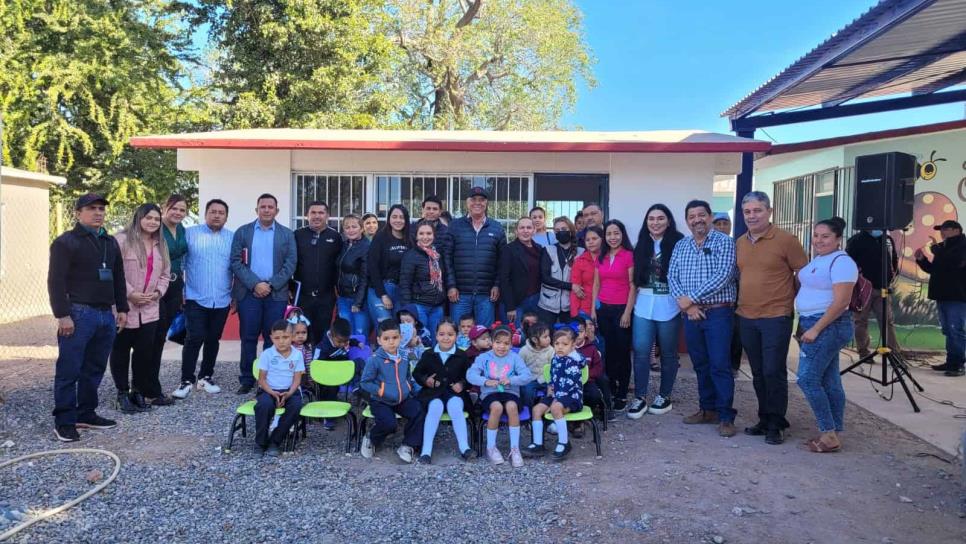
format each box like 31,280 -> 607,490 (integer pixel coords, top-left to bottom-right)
292,174 -> 366,229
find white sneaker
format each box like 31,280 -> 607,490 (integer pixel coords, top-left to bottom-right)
172,381 -> 192,399
360,434 -> 374,459
509,448 -> 524,468
486,447 -> 505,465
648,395 -> 673,415
548,422 -> 558,435
396,445 -> 415,463
197,378 -> 221,394
626,397 -> 648,420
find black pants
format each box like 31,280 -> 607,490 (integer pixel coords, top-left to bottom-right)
181,300 -> 229,383
597,303 -> 632,401
255,388 -> 304,448
302,291 -> 336,346
369,398 -> 424,448
151,276 -> 183,369
739,316 -> 793,430
536,307 -> 567,327
584,374 -> 613,410
730,315 -> 743,371
110,321 -> 161,396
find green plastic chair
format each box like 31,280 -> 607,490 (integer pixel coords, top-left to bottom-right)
297,360 -> 358,453
224,359 -> 286,453
540,364 -> 602,458
358,403 -> 401,452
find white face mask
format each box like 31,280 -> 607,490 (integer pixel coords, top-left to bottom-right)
869,230 -> 883,238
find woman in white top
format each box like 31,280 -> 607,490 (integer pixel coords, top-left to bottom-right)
628,204 -> 684,418
794,217 -> 857,453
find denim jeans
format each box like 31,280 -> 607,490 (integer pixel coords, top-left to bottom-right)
937,301 -> 966,367
337,296 -> 370,337
450,292 -> 495,327
683,306 -> 736,422
739,315 -> 794,430
366,281 -> 399,325
414,303 -> 444,339
53,304 -> 117,426
369,398 -> 425,448
797,312 -> 853,433
237,294 -> 288,387
509,293 -> 541,330
632,314 -> 681,399
181,301 -> 229,383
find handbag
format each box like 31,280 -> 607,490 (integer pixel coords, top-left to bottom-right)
831,255 -> 873,313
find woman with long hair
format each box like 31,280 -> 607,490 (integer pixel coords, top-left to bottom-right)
570,225 -> 603,318
536,216 -> 579,324
336,214 -> 370,337
110,203 -> 171,413
366,204 -> 412,324
151,195 -> 188,394
529,206 -> 557,248
627,204 -> 684,419
399,220 -> 448,341
592,219 -> 635,411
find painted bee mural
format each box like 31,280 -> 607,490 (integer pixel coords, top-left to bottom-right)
919,150 -> 946,181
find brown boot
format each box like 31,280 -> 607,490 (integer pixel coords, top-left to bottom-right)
683,409 -> 719,425
718,421 -> 737,437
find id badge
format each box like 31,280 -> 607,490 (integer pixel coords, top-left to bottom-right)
98,268 -> 114,282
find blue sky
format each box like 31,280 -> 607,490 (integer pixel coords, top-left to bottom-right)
563,0 -> 964,143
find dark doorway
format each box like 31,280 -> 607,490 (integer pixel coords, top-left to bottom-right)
533,173 -> 609,221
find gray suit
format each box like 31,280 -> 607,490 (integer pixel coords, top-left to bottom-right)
229,220 -> 297,302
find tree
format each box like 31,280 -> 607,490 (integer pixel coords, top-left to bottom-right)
0,0 -> 209,224
387,0 -> 595,129
198,0 -> 403,129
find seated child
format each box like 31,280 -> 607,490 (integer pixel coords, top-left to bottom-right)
397,309 -> 432,350
467,327 -> 532,468
254,320 -> 306,457
575,316 -> 614,422
456,314 -> 475,351
359,319 -> 426,463
313,318 -> 354,430
464,325 -> 491,364
519,311 -> 539,345
413,319 -> 473,464
524,328 -> 586,461
517,322 -> 553,407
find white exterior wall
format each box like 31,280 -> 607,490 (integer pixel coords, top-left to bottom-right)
179,148 -> 737,230
0,178 -> 58,322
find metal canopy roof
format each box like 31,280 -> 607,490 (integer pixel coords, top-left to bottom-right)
723,0 -> 966,120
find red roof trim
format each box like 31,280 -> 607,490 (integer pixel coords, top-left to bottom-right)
769,119 -> 966,155
129,136 -> 770,154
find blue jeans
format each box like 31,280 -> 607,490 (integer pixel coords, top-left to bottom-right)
414,304 -> 444,339
366,281 -> 399,325
797,313 -> 853,433
450,292 -> 495,327
632,314 -> 681,399
53,304 -> 117,426
739,315 -> 794,430
937,301 -> 966,367
337,296 -> 370,337
510,293 -> 541,330
683,306 -> 736,422
237,294 -> 288,387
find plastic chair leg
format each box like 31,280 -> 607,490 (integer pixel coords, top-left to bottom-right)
226,414 -> 243,451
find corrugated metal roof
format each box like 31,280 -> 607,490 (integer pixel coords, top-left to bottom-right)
723,0 -> 966,119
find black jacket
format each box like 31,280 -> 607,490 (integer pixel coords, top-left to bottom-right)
293,226 -> 343,297
499,239 -> 542,311
399,247 -> 447,307
336,238 -> 370,308
444,216 -> 506,295
916,234 -> 966,302
412,348 -> 472,403
366,232 -> 410,296
845,231 -> 899,289
48,224 -> 129,318
634,230 -> 684,287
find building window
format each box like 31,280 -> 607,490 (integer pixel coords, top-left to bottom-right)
292,174 -> 366,229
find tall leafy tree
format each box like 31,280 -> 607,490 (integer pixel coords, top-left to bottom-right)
387,0 -> 595,129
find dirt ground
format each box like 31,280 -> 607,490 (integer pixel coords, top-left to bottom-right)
1,317 -> 964,543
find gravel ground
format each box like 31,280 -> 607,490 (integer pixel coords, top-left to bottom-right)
0,320 -> 964,543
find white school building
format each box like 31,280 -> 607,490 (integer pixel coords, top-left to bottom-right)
130,129 -> 769,231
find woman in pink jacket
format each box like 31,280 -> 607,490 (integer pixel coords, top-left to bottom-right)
110,203 -> 171,413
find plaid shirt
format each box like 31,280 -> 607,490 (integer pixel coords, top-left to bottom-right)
668,229 -> 737,305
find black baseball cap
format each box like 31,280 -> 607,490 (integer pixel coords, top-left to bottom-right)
468,186 -> 489,199
933,220 -> 962,231
75,193 -> 109,210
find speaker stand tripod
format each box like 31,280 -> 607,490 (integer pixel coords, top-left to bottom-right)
840,237 -> 924,412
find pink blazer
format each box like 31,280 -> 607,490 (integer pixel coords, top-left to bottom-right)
115,232 -> 170,328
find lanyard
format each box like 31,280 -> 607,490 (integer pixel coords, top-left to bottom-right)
87,233 -> 108,268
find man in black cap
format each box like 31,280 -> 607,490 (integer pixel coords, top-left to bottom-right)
443,186 -> 506,326
48,193 -> 129,442
293,200 -> 343,344
915,220 -> 966,377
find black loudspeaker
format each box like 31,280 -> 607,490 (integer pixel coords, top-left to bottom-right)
852,151 -> 916,230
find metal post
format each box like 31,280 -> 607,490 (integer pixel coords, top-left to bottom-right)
733,128 -> 755,237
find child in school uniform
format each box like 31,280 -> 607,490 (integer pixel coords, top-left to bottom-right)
524,328 -> 586,461
359,319 -> 426,463
467,327 -> 532,467
254,320 -> 306,458
312,318 -> 354,430
518,322 -> 553,408
413,319 -> 474,464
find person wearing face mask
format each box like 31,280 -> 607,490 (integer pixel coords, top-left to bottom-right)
500,217 -> 544,330
537,217 -> 580,325
845,227 -> 902,359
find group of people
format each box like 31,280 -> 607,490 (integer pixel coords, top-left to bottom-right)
48,185 -> 966,460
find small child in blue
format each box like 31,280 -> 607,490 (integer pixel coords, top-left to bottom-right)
254,320 -> 305,458
456,314 -> 474,351
524,328 -> 585,461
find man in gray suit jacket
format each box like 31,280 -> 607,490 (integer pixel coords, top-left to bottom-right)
230,193 -> 297,393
